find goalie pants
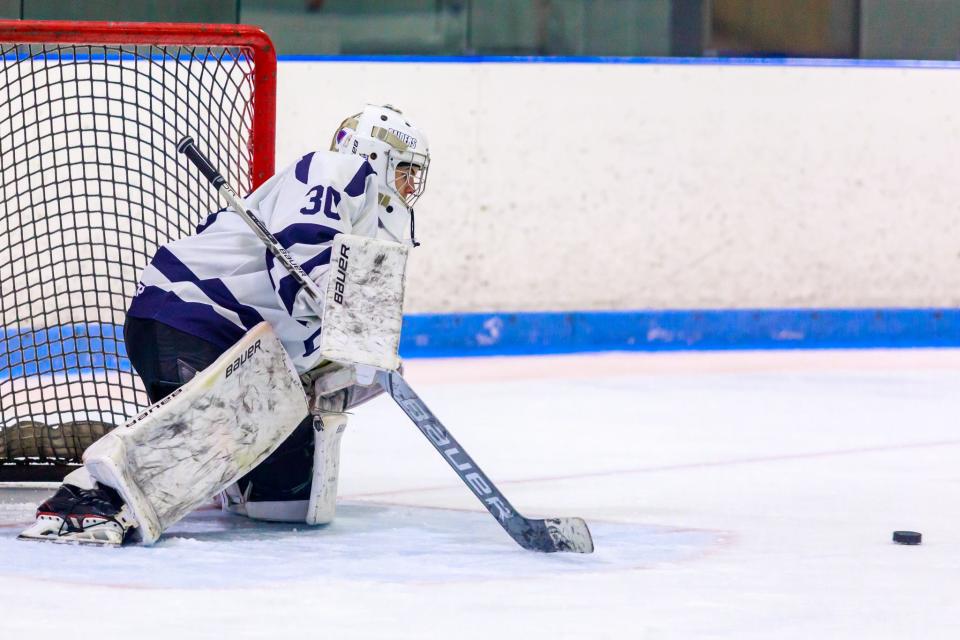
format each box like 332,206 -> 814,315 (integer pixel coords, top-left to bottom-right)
123,316 -> 315,502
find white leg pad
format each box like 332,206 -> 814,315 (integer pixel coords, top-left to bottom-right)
306,413 -> 347,525
82,322 -> 308,544
61,466 -> 98,490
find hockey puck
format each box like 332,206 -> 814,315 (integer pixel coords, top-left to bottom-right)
892,531 -> 922,545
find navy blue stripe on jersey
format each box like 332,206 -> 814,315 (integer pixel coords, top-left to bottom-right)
273,223 -> 340,249
196,208 -> 226,234
344,161 -> 375,197
277,247 -> 332,314
295,152 -> 315,185
264,221 -> 337,285
265,251 -> 277,291
152,247 -> 265,330
265,250 -> 275,277
127,286 -> 247,350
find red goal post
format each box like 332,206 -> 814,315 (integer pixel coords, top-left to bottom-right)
0,20 -> 277,185
0,21 -> 277,480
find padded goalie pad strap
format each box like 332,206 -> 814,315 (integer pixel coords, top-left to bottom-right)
83,322 -> 307,544
306,413 -> 348,525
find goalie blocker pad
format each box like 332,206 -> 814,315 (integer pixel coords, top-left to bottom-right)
83,322 -> 307,544
318,234 -> 408,372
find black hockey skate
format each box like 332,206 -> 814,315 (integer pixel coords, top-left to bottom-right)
18,483 -> 138,546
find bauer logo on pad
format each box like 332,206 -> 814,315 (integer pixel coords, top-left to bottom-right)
333,244 -> 350,304
319,234 -> 408,371
225,340 -> 263,378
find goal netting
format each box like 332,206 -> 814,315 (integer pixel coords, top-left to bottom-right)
0,21 -> 276,479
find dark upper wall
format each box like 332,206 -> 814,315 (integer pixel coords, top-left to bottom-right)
861,0 -> 960,60
2,0 -> 960,61
19,0 -> 236,22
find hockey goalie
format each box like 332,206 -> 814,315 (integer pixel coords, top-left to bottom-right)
19,104 -> 429,546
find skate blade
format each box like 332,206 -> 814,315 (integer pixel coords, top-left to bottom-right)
17,532 -> 123,547
17,516 -> 124,546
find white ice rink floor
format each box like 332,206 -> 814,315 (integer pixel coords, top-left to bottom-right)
2,349 -> 960,639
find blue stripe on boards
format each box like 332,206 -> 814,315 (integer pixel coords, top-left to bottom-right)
151,247 -> 264,330
344,161 -> 375,197
0,324 -> 130,380
273,223 -> 339,250
5,308 -> 960,380
277,54 -> 960,71
277,248 -> 332,315
295,152 -> 315,185
397,308 -> 960,357
6,52 -> 956,70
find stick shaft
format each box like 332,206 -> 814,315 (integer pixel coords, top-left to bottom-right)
177,136 -> 326,318
376,369 -> 521,525
377,368 -> 593,552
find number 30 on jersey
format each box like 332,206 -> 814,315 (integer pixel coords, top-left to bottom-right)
299,184 -> 341,220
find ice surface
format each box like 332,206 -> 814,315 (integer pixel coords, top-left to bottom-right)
2,349 -> 960,639
0,504 -> 718,587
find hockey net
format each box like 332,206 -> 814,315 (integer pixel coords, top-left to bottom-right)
0,21 -> 276,480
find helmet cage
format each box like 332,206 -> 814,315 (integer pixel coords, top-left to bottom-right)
331,106 -> 430,210
388,149 -> 429,209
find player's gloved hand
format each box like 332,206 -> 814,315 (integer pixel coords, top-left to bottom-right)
304,363 -> 402,414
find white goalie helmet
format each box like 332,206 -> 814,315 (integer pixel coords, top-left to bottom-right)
330,103 -> 430,217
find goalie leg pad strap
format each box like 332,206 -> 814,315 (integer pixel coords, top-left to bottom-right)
306,413 -> 348,525
217,414 -> 347,524
83,322 -> 308,544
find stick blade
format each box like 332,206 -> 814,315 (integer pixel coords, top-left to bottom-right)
511,516 -> 594,553
544,517 -> 594,554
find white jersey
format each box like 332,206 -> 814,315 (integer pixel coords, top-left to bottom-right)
128,150 -> 379,373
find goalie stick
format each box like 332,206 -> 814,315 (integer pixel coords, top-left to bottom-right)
177,137 -> 594,553
377,369 -> 593,553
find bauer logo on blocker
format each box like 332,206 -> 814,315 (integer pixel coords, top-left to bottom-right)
334,244 -> 350,304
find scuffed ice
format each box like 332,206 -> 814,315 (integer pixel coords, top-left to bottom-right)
4,351 -> 960,639
0,502 -> 719,588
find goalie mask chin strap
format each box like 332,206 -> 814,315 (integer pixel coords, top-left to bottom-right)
378,191 -> 420,248
409,207 -> 421,248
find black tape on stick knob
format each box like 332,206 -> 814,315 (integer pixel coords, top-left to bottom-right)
177,136 -> 226,189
